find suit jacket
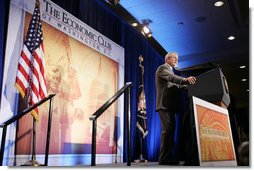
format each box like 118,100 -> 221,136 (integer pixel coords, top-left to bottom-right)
155,63 -> 187,112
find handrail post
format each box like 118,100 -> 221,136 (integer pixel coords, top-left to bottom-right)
44,95 -> 54,166
0,125 -> 7,166
0,94 -> 55,166
127,86 -> 131,166
89,83 -> 132,166
91,119 -> 97,166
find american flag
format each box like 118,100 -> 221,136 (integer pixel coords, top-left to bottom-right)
15,2 -> 47,120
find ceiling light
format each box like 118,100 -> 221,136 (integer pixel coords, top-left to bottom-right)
239,65 -> 246,69
241,79 -> 247,82
228,36 -> 235,40
131,22 -> 138,27
214,1 -> 224,7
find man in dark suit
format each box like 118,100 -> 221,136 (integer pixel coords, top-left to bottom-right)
155,52 -> 196,165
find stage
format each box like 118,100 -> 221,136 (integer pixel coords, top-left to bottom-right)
83,161 -> 186,167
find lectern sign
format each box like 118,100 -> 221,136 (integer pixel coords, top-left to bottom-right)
192,96 -> 237,166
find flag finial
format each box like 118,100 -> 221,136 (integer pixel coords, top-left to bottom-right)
139,55 -> 143,63
35,0 -> 40,7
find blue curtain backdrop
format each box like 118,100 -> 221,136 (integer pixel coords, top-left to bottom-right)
0,1 -> 3,99
0,0 -> 10,103
0,0 -> 187,162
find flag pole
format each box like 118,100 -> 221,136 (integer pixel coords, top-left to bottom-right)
21,118 -> 42,166
21,0 -> 42,166
134,132 -> 147,163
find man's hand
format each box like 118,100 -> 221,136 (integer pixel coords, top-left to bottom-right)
184,76 -> 196,85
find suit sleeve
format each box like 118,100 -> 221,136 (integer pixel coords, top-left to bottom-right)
157,65 -> 185,84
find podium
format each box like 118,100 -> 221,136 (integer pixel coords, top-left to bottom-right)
183,67 -> 237,166
187,67 -> 230,108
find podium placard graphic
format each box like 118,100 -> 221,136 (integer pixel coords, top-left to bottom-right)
192,96 -> 237,166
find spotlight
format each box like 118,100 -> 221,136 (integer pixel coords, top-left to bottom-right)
140,19 -> 152,37
141,26 -> 152,37
147,33 -> 152,38
142,26 -> 150,34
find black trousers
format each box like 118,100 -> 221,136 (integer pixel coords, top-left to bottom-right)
157,109 -> 176,162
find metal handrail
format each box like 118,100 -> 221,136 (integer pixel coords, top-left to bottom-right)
0,94 -> 55,166
89,82 -> 132,166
